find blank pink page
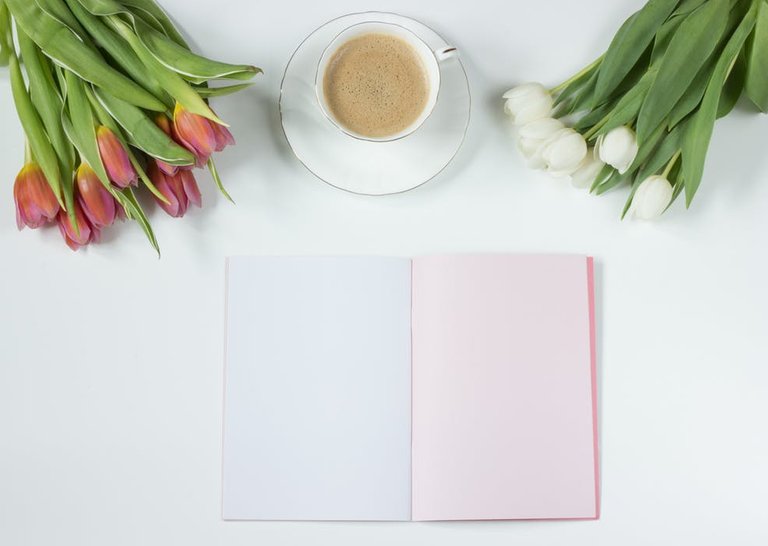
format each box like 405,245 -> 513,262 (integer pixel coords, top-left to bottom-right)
411,255 -> 598,521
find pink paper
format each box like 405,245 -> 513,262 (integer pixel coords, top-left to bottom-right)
411,255 -> 598,520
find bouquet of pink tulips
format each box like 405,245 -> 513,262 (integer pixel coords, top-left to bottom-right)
504,0 -> 768,219
1,0 -> 259,252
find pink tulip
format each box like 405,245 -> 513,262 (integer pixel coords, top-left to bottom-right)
172,103 -> 219,167
57,201 -> 100,251
13,163 -> 60,230
97,126 -> 137,188
211,121 -> 235,151
154,114 -> 181,176
75,163 -> 119,228
149,162 -> 202,218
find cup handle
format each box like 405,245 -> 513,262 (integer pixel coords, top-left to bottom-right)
435,46 -> 458,61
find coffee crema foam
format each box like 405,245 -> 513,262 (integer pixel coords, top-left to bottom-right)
322,33 -> 430,138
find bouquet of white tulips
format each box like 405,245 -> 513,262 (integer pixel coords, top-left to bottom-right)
504,0 -> 768,219
1,0 -> 259,253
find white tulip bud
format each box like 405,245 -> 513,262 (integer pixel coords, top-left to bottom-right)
503,83 -> 554,126
539,128 -> 588,177
570,152 -> 605,189
631,175 -> 673,219
516,118 -> 565,169
595,126 -> 638,174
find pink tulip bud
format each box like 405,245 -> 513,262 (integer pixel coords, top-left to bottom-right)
57,201 -> 100,251
75,163 -> 118,229
172,103 -> 217,167
97,126 -> 137,188
149,162 -> 202,218
154,115 -> 181,176
211,121 -> 235,152
13,163 -> 60,230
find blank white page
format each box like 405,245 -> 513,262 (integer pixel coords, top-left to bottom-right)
222,256 -> 412,521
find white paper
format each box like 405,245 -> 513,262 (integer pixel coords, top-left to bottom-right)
222,256 -> 412,520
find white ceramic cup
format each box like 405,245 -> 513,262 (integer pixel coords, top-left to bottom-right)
315,21 -> 457,142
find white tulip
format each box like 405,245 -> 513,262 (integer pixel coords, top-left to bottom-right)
595,126 -> 638,174
570,153 -> 605,189
631,175 -> 673,219
516,118 -> 565,169
503,83 -> 554,125
539,128 -> 588,177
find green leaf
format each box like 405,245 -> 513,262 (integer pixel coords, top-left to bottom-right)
593,68 -> 655,137
106,15 -> 226,125
195,82 -> 254,98
121,0 -> 189,48
5,0 -> 166,111
93,87 -> 195,166
650,13 -> 686,65
589,163 -> 616,194
35,0 -> 92,45
132,17 -> 260,81
718,49 -> 747,118
636,121 -> 685,183
681,3 -> 758,207
636,0 -> 730,142
207,157 -> 234,203
666,56 -> 717,129
552,55 -> 602,108
17,30 -> 75,180
65,0 -> 170,104
593,0 -> 678,105
0,0 -> 12,66
8,49 -> 64,207
116,187 -> 160,256
671,0 -> 708,17
745,0 -> 768,112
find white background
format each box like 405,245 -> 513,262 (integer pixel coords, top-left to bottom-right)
1,0 -> 766,544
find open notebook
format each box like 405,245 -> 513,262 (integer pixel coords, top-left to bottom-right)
223,255 -> 599,521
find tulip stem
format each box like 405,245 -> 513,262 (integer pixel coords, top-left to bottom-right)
550,55 -> 604,95
24,138 -> 32,163
662,150 -> 681,178
583,117 -> 609,141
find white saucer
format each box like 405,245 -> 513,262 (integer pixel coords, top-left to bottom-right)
279,12 -> 471,195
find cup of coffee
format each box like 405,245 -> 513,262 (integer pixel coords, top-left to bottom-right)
315,22 -> 457,142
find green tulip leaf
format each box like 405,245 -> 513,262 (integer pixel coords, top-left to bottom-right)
593,0 -> 678,106
121,0 -> 189,48
681,2 -> 758,207
106,15 -> 226,125
8,50 -> 64,208
116,188 -> 160,257
93,86 -> 195,166
0,0 -> 13,66
6,0 -> 166,111
718,49 -> 747,118
195,82 -> 254,98
637,0 -> 730,142
745,0 -> 768,112
17,31 -> 76,185
666,56 -> 718,129
65,0 -> 170,104
207,157 -> 234,203
35,0 -> 92,45
133,17 -> 260,82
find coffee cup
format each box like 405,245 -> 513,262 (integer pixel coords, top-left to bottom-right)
315,21 -> 457,142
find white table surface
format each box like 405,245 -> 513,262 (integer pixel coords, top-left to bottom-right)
1,0 -> 767,544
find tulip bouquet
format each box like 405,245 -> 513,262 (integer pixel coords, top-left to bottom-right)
0,0 -> 259,252
504,0 -> 768,219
